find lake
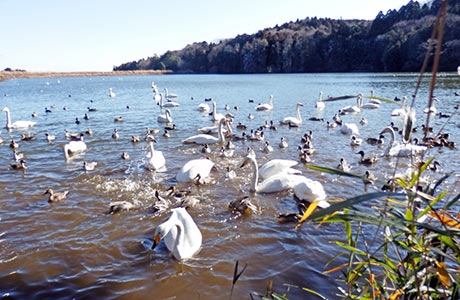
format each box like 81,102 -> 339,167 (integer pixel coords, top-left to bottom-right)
0,73 -> 459,299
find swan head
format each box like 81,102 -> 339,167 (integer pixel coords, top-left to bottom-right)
2,107 -> 9,112
297,103 -> 304,107
147,135 -> 156,143
379,127 -> 393,135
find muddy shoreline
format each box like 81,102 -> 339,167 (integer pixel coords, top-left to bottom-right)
0,70 -> 171,81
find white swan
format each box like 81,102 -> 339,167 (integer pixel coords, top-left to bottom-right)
424,97 -> 439,114
157,109 -> 172,123
315,91 -> 325,109
159,93 -> 180,108
152,207 -> 202,260
109,88 -> 116,98
164,87 -> 178,99
340,123 -> 359,136
258,158 -> 301,180
361,92 -> 380,109
176,158 -> 214,183
280,103 -> 303,127
2,107 -> 37,129
182,118 -> 227,145
380,127 -> 427,157
64,140 -> 87,159
341,94 -> 362,113
145,135 -> 166,171
211,101 -> 225,122
293,177 -> 329,209
241,150 -> 304,193
255,95 -> 274,111
197,103 -> 210,112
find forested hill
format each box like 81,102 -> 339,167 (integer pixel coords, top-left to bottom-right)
114,0 -> 460,73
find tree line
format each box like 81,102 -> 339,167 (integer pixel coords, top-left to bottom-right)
114,0 -> 460,73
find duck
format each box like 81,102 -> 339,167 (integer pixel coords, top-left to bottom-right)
75,117 -> 81,125
64,138 -> 87,159
10,159 -> 27,170
31,112 -> 37,118
380,127 -> 427,157
280,103 -> 303,127
350,135 -> 362,146
12,149 -> 24,162
240,150 -> 304,193
182,117 -> 227,145
45,107 -> 52,113
279,137 -> 288,148
87,107 -> 97,112
359,118 -> 368,126
45,132 -> 56,142
255,94 -> 274,111
157,109 -> 173,123
277,213 -> 302,223
219,146 -> 234,158
263,141 -> 274,153
112,128 -> 119,139
228,196 -> 257,214
21,133 -> 36,141
201,144 -> 211,154
114,116 -> 123,122
356,150 -> 378,165
163,130 -> 170,138
44,189 -> 69,203
151,207 -> 202,260
2,107 -> 37,129
131,135 -> 141,143
363,170 -> 376,191
146,127 -> 160,135
176,158 -> 215,183
225,167 -> 237,179
248,113 -> 254,120
326,121 -> 337,129
366,135 -> 384,145
85,128 -> 93,136
83,113 -> 90,120
236,122 -> 247,130
121,152 -> 130,160
337,158 -> 351,172
83,161 -> 98,171
315,91 -> 325,109
106,201 -> 134,215
145,135 -> 166,171
9,140 -> 19,149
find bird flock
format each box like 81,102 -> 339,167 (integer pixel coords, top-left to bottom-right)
1,79 -> 458,261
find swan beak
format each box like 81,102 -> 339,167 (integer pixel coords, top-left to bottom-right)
240,159 -> 248,168
152,235 -> 161,249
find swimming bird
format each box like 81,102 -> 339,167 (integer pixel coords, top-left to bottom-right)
45,107 -> 52,113
157,109 -> 172,123
361,92 -> 380,109
350,135 -> 362,146
225,167 -> 236,179
340,123 -> 360,136
114,116 -> 123,122
279,137 -> 288,149
106,201 -> 134,215
163,129 -> 170,138
10,159 -> 27,170
176,158 -> 214,183
13,149 -> 24,162
121,152 -> 130,160
424,97 -> 439,114
201,144 -> 211,153
31,112 -> 37,118
197,103 -> 210,112
159,93 -> 180,107
2,107 -> 37,129
109,88 -> 116,98
211,101 -> 225,122
75,117 -> 80,125
359,118 -> 368,126
255,94 -> 274,111
84,113 -> 90,120
164,87 -> 178,99
363,170 -> 376,191
44,189 -> 69,203
366,135 -> 384,145
380,127 -> 427,157
341,94 -> 362,113
131,135 -> 141,143
356,150 -> 378,165
145,135 -> 166,171
87,107 -> 97,112
83,161 -> 98,171
280,103 -> 303,127
293,177 -> 329,208
64,139 -> 87,159
315,91 -> 325,109
391,96 -> 407,117
248,113 -> 254,120
9,140 -> 19,149
337,158 -> 351,172
20,133 -> 36,141
151,207 -> 202,260
240,150 -> 303,193
112,128 -> 119,139
228,196 -> 257,214
182,117 -> 227,145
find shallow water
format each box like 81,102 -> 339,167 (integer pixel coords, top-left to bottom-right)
0,73 -> 459,299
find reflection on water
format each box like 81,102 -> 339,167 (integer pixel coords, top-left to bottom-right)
0,73 -> 459,299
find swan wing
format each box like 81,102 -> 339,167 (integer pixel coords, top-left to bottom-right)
293,178 -> 328,207
176,159 -> 214,182
182,134 -> 218,144
259,159 -> 299,180
12,121 -> 37,129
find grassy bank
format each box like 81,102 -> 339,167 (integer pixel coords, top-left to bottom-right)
0,70 -> 171,81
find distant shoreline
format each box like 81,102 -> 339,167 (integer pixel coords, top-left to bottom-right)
0,70 -> 171,81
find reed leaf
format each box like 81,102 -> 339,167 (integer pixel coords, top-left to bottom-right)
444,193 -> 460,210
304,164 -> 362,180
321,95 -> 357,102
367,96 -> 397,104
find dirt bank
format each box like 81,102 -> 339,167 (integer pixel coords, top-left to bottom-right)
0,70 -> 171,81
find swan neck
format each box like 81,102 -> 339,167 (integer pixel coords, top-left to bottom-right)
160,94 -> 164,107
4,109 -> 11,127
296,106 -> 301,122
149,141 -> 155,154
385,128 -> 396,155
217,119 -> 226,143
250,157 -> 258,192
269,95 -> 273,107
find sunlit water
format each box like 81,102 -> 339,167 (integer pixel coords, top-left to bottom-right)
0,73 -> 459,299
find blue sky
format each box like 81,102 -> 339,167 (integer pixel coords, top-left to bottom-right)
0,0 -> 412,72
